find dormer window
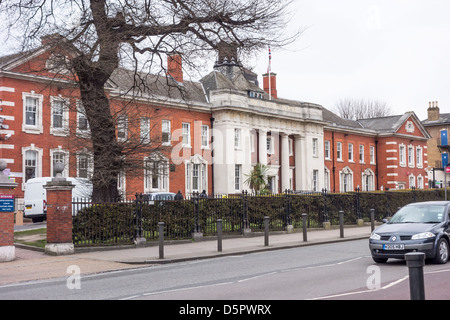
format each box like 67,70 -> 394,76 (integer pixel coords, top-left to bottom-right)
248,91 -> 263,99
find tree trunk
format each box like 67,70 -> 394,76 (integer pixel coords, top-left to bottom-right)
73,57 -> 122,202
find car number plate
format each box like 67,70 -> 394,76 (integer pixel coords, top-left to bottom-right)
25,205 -> 32,210
383,244 -> 405,250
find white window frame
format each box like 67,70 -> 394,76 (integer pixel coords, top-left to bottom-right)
117,114 -> 128,142
76,100 -> 90,137
76,151 -> 93,179
140,117 -> 151,144
162,120 -> 171,146
50,96 -> 70,136
416,146 -> 423,168
324,140 -> 330,160
409,174 -> 415,189
312,169 -> 319,191
182,122 -> 191,147
185,154 -> 208,195
234,128 -> 241,149
337,142 -> 343,161
22,91 -> 43,134
201,125 -> 209,149
417,175 -> 424,189
408,145 -> 415,167
235,164 -> 242,191
399,144 -> 406,167
348,143 -> 354,162
370,146 -> 376,164
144,152 -> 169,193
359,145 -> 365,163
22,145 -> 43,189
312,138 -> 318,157
362,168 -> 375,192
339,166 -> 353,193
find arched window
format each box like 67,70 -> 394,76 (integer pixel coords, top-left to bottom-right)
339,166 -> 353,193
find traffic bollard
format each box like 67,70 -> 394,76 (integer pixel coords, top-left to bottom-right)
405,252 -> 426,300
370,208 -> 375,232
217,219 -> 223,252
158,222 -> 165,259
339,211 -> 344,238
302,213 -> 307,242
264,216 -> 269,247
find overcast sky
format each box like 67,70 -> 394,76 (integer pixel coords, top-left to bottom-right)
252,0 -> 450,120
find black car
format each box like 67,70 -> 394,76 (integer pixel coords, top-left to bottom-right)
369,201 -> 450,264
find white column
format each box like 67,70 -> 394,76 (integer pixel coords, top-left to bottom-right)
281,133 -> 290,192
294,134 -> 304,191
258,129 -> 267,166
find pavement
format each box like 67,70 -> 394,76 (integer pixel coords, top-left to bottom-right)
1,225 -> 372,286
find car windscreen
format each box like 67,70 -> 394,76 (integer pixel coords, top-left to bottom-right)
389,205 -> 446,224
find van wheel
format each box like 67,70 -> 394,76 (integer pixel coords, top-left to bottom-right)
433,238 -> 449,264
32,217 -> 44,223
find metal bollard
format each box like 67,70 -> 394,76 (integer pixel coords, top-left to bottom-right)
302,213 -> 308,242
158,222 -> 165,259
339,211 -> 344,238
217,219 -> 223,252
405,252 -> 426,300
264,216 -> 269,247
370,208 -> 375,232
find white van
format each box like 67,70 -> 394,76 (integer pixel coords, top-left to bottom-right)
24,177 -> 92,223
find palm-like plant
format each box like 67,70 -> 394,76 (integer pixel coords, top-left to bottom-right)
245,163 -> 269,195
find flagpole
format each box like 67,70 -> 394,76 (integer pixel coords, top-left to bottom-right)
268,45 -> 272,101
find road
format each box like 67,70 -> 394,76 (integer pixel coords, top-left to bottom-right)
1,239 -> 449,303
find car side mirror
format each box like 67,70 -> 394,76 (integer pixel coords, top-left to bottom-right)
382,218 -> 390,224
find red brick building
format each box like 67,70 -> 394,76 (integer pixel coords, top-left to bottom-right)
322,108 -> 430,192
0,42 -> 212,200
0,39 -> 432,209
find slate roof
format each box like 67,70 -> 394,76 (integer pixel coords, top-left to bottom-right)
108,68 -> 208,105
422,113 -> 450,126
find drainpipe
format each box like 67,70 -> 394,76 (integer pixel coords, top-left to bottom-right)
332,131 -> 336,193
375,140 -> 379,190
210,117 -> 215,196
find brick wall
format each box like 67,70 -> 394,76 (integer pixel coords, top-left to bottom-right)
45,185 -> 73,244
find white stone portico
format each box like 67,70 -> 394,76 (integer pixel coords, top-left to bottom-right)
208,89 -> 326,195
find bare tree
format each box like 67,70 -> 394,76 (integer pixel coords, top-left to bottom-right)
333,98 -> 392,120
1,0 -> 298,201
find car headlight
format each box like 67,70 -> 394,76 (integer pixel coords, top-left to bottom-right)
411,232 -> 436,240
370,233 -> 381,240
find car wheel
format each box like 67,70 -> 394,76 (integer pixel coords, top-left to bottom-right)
433,238 -> 449,264
372,257 -> 388,264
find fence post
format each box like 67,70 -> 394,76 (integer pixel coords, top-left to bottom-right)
285,190 -> 293,233
159,222 -> 165,259
339,210 -> 344,238
405,252 -> 426,300
302,213 -> 308,242
242,191 -> 251,236
264,216 -> 269,247
217,219 -> 223,252
134,193 -> 146,247
370,208 -> 375,232
192,195 -> 203,242
322,189 -> 330,230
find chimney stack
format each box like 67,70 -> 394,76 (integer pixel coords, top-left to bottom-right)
427,100 -> 440,121
167,53 -> 183,83
263,72 -> 277,99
